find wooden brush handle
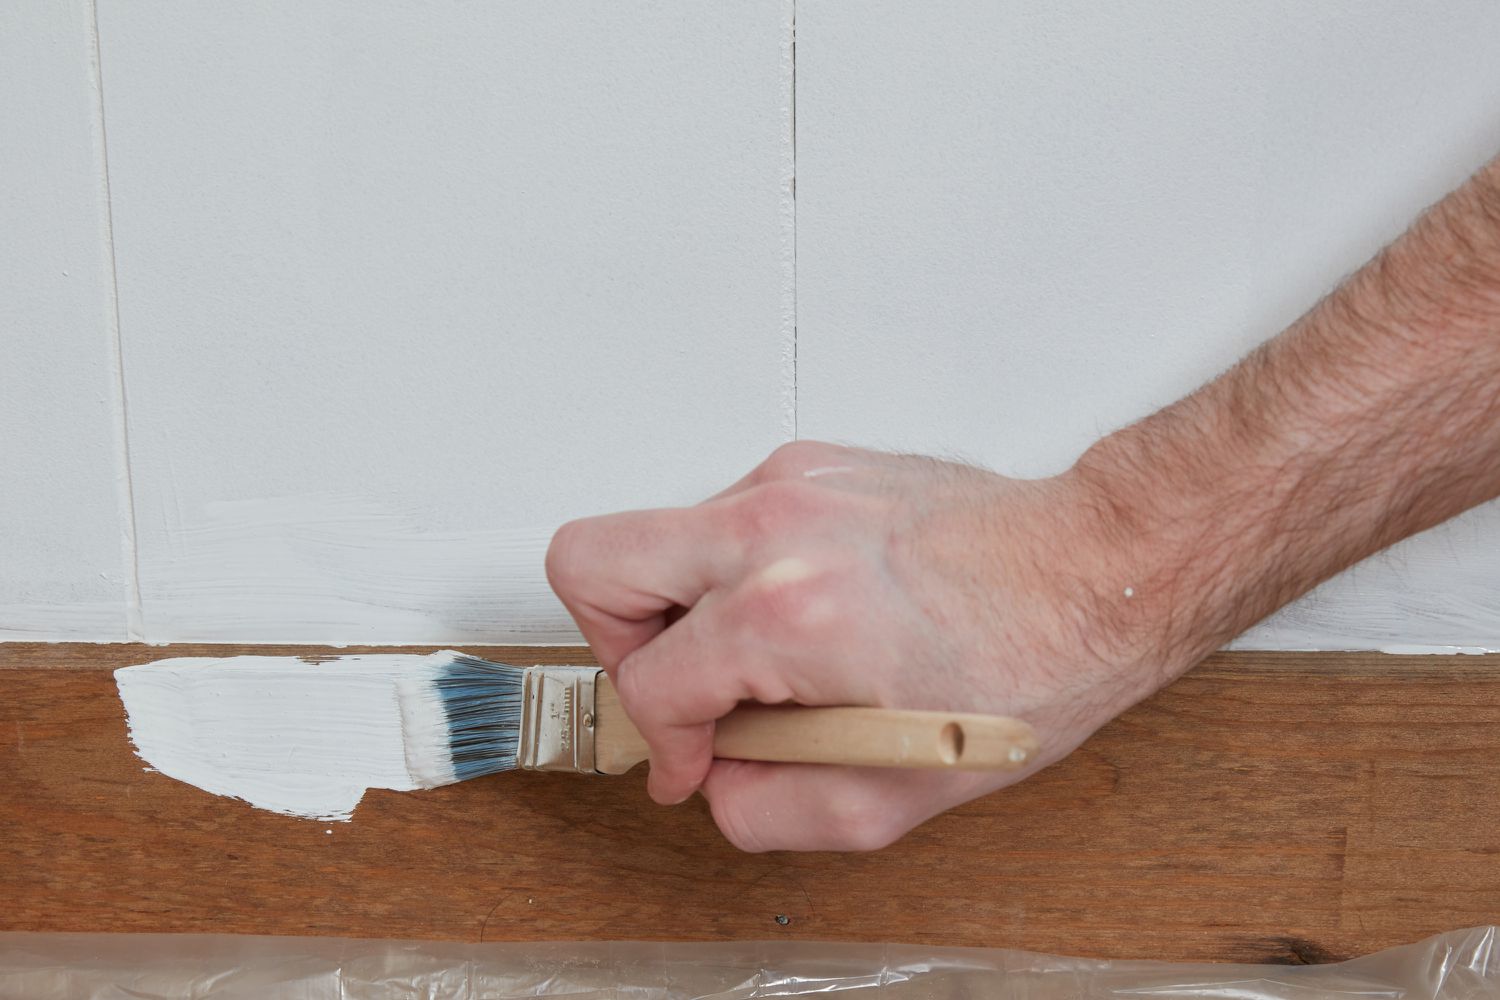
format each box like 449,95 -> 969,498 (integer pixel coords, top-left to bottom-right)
593,675 -> 1038,775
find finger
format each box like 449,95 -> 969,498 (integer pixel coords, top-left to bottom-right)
546,506 -> 732,669
612,548 -> 878,805
614,579 -> 833,805
611,592 -> 754,805
701,758 -> 1009,853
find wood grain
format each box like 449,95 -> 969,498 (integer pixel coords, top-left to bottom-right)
3,643 -> 1498,963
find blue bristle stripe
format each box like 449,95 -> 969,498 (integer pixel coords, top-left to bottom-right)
433,655 -> 525,781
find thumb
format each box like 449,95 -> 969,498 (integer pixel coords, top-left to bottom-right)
700,758 -> 1001,853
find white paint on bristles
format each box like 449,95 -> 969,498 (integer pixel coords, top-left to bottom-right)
395,671 -> 464,789
115,651 -> 466,821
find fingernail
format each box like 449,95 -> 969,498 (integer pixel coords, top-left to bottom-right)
659,786 -> 693,806
651,782 -> 694,806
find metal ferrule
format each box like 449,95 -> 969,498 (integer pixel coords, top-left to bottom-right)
518,665 -> 601,773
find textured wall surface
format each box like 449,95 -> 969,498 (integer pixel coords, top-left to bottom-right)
4,1 -> 1499,648
0,1 -> 131,639
795,0 -> 1500,651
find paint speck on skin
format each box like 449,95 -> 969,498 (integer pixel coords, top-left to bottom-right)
1123,587 -> 1134,598
802,464 -> 856,479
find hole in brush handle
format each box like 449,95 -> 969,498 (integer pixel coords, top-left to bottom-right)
939,722 -> 965,765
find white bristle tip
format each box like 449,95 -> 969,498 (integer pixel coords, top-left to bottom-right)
395,675 -> 460,789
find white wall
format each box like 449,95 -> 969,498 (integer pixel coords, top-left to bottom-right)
1,1 -> 132,639
4,1 -> 1499,649
795,0 -> 1500,651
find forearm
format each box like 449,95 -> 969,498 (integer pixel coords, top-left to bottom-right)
1075,153 -> 1500,671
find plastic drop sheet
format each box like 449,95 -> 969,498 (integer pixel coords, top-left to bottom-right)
1,927 -> 1497,1000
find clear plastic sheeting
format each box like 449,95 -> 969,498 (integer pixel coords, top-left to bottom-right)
0,927 -> 1496,1000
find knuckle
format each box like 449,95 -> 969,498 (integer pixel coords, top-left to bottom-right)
738,668 -> 798,708
613,651 -> 656,717
544,520 -> 589,589
730,480 -> 823,543
760,440 -> 840,480
616,651 -> 715,741
651,730 -> 714,800
735,561 -> 843,643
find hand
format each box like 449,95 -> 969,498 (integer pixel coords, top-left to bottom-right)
550,154 -> 1500,852
546,441 -> 1172,851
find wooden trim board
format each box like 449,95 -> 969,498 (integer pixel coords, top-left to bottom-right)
3,644 -> 1499,963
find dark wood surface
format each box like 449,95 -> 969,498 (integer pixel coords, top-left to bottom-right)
3,643 -> 1498,963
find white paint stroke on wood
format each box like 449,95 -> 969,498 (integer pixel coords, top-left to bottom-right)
96,1 -> 794,642
116,652 -> 460,820
797,0 -> 1500,652
0,0 -> 130,640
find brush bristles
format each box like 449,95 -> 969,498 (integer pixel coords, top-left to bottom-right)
397,653 -> 524,789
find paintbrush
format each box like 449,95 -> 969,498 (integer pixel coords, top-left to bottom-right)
396,652 -> 1039,785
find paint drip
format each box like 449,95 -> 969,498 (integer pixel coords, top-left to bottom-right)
115,652 -> 459,821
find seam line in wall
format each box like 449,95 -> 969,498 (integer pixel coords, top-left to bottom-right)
790,0 -> 799,440
88,0 -> 145,641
